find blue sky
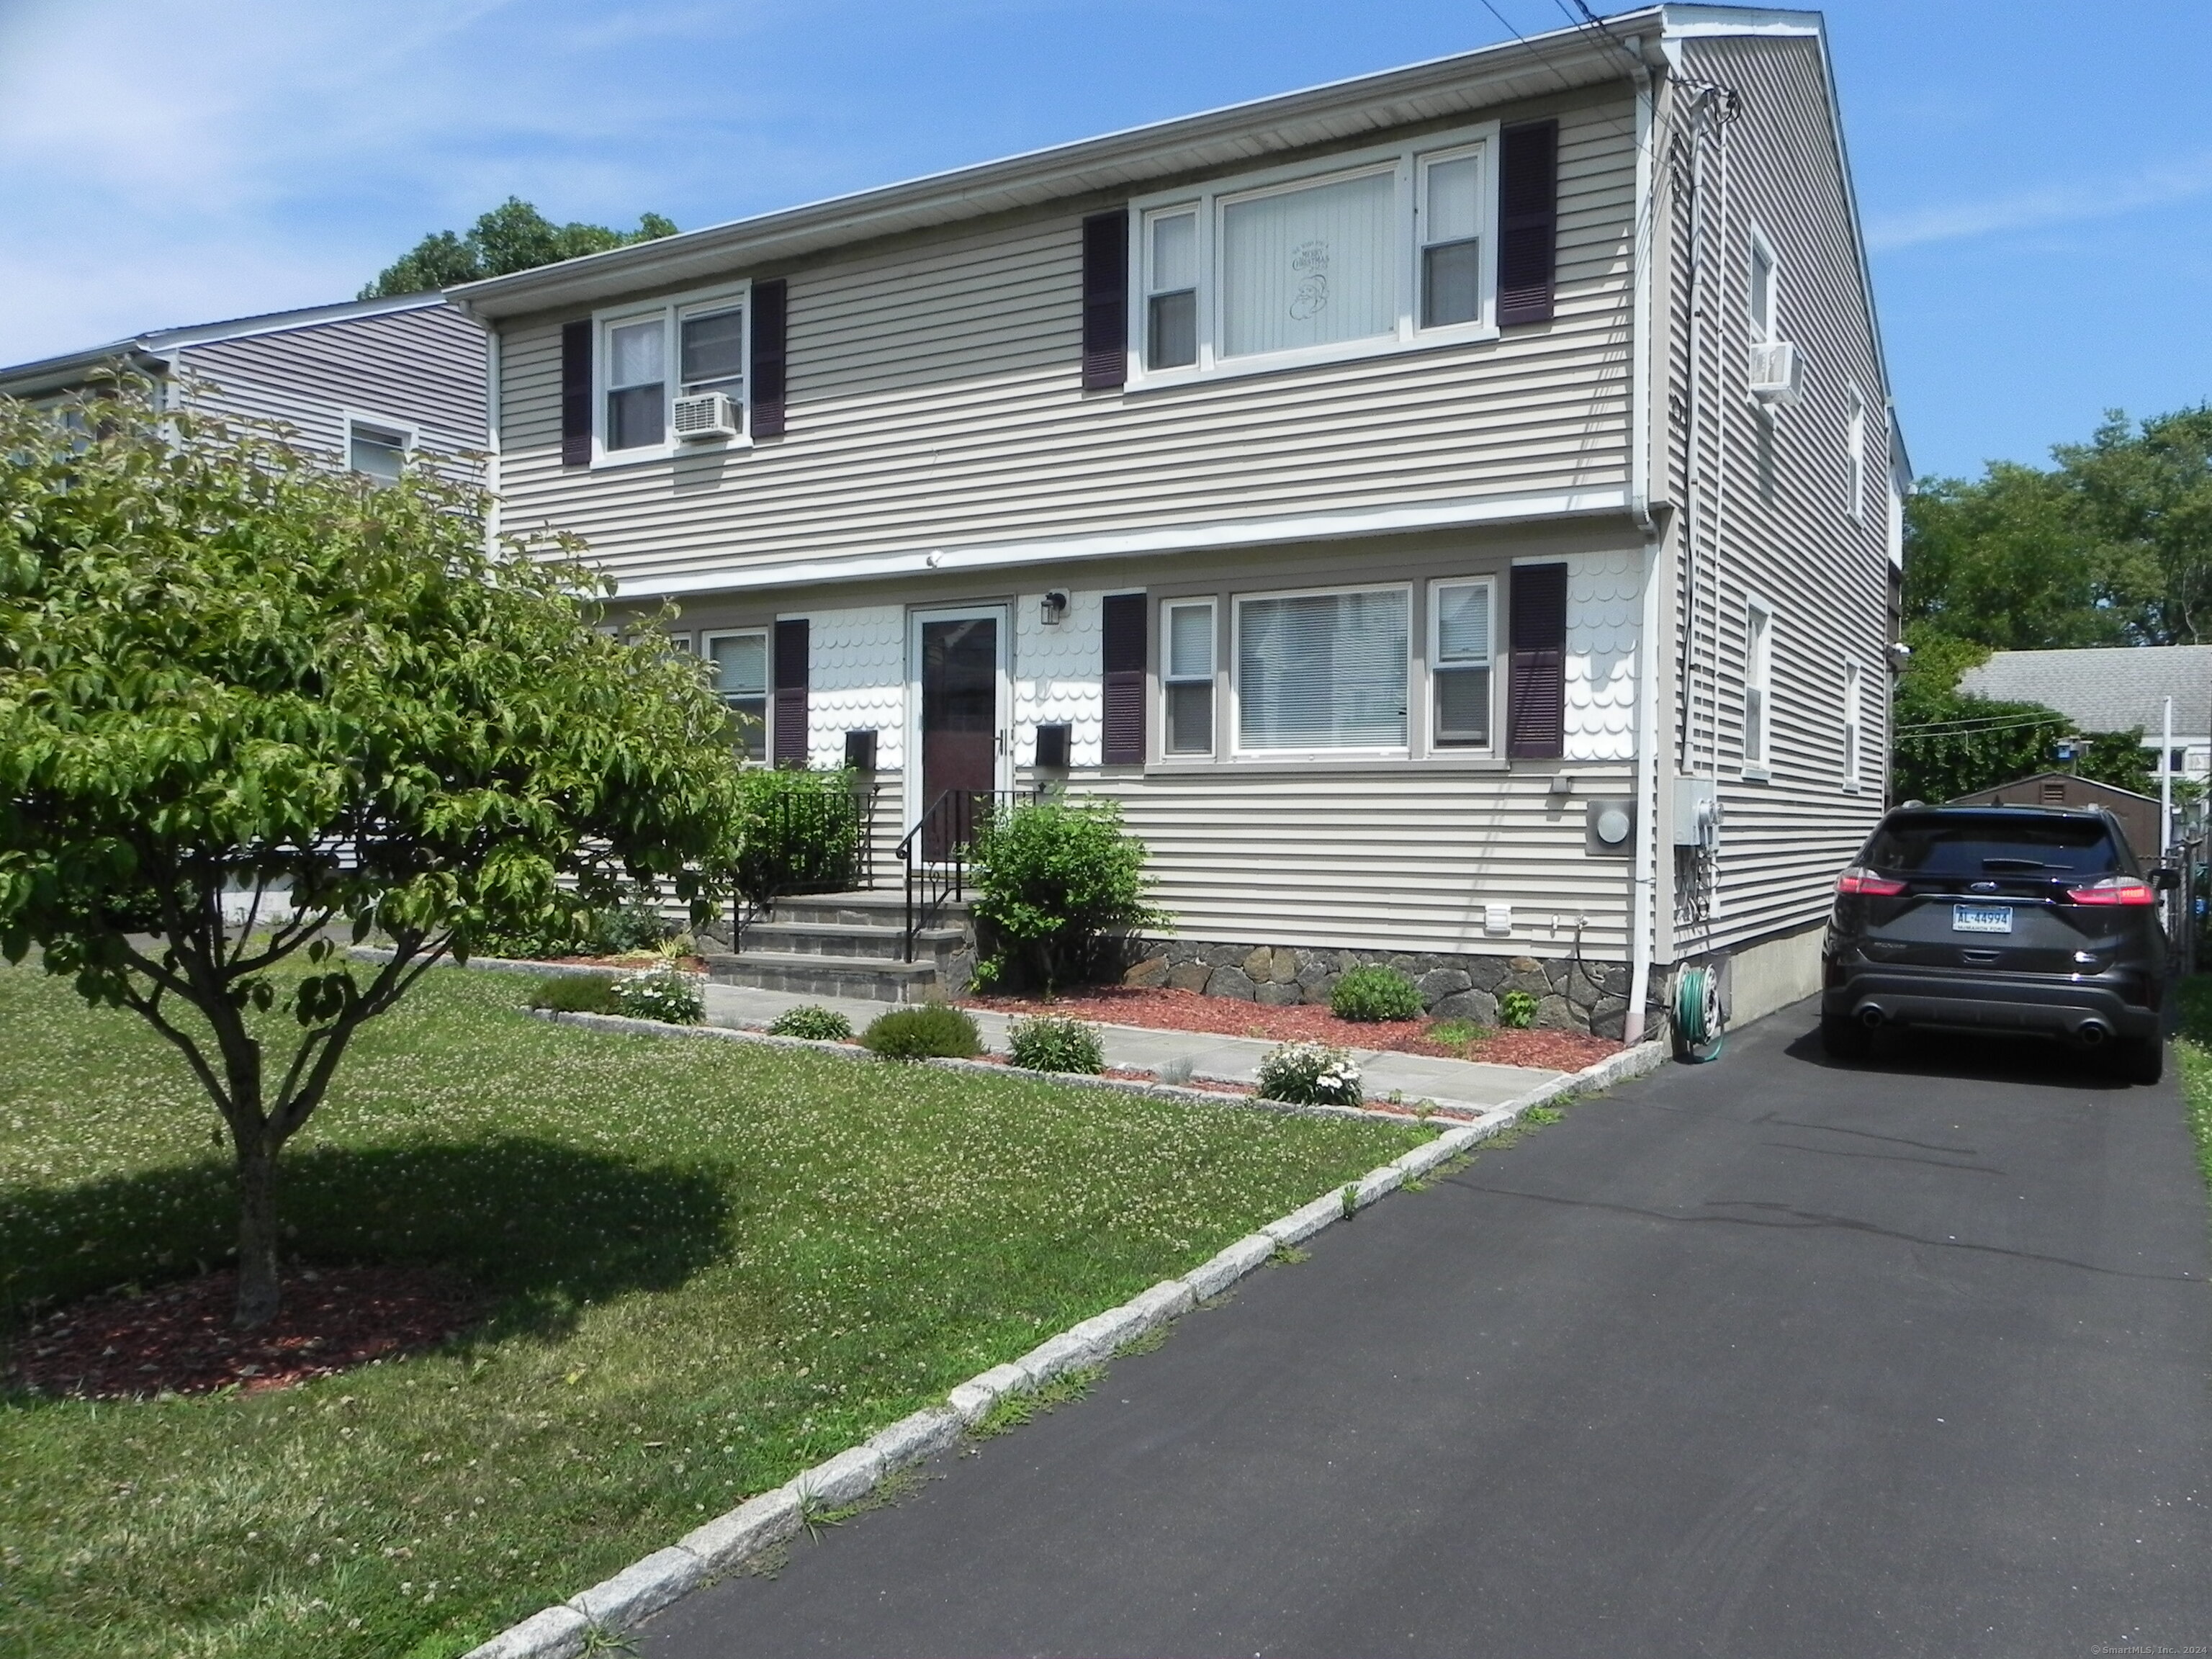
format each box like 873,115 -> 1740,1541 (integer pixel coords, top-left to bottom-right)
0,0 -> 2204,480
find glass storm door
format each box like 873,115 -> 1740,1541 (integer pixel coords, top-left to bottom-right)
911,606 -> 1007,861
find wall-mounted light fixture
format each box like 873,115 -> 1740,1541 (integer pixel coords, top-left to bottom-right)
1040,590 -> 1069,626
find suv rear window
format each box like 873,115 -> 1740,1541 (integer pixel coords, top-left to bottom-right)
1863,813 -> 2128,878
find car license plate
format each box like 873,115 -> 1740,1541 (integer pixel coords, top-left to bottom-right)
1952,904 -> 2013,934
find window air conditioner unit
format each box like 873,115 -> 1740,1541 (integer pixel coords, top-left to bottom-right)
672,392 -> 739,441
1748,339 -> 1802,405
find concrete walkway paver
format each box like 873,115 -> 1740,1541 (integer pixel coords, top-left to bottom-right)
699,981 -> 1560,1112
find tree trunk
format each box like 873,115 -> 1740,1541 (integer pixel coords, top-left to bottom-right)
233,1136 -> 283,1328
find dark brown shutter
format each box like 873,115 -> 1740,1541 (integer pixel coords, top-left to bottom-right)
1101,592 -> 1146,764
1507,564 -> 1568,760
559,320 -> 592,467
751,277 -> 788,438
773,618 -> 809,765
1081,210 -> 1129,390
1498,120 -> 1559,327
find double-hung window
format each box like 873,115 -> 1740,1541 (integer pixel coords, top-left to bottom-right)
1429,578 -> 1496,747
1749,230 -> 1779,347
347,418 -> 409,483
1744,602 -> 1773,774
1234,587 -> 1408,754
1842,658 -> 1863,791
706,630 -> 769,762
598,283 -> 750,459
1161,599 -> 1215,755
1845,386 -> 1867,522
1131,122 -> 1498,384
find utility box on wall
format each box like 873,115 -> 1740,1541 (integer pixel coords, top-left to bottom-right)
1673,778 -> 1720,848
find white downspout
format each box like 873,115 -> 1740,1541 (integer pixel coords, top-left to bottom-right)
1626,40 -> 1660,1043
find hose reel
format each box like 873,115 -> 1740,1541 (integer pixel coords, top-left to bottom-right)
1673,961 -> 1726,1063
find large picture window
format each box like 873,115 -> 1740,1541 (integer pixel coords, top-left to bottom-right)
706,630 -> 769,762
597,283 -> 750,459
1235,587 -> 1408,753
1130,124 -> 1498,386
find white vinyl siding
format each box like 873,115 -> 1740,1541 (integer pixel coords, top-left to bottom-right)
1234,586 -> 1409,754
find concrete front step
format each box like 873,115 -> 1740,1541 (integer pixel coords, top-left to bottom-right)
701,949 -> 946,1004
773,890 -> 973,930
740,920 -> 966,962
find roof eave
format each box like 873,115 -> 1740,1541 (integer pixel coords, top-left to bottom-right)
451,11 -> 1664,321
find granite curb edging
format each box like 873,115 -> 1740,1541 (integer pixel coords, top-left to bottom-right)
457,1019 -> 1666,1658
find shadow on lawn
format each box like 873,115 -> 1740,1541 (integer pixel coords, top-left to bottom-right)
1,1136 -> 732,1342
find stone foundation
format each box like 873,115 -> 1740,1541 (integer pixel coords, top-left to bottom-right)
1120,939 -> 1648,1040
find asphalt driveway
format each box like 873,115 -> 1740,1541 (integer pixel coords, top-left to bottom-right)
642,999 -> 2210,1658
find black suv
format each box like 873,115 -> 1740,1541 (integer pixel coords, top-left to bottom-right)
1820,805 -> 2174,1082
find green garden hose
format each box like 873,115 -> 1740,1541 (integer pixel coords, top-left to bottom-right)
1673,963 -> 1725,1063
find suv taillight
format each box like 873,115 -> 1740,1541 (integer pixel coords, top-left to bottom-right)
2064,876 -> 2157,906
1836,866 -> 1907,896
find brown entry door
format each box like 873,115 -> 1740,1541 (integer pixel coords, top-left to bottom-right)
919,613 -> 1000,860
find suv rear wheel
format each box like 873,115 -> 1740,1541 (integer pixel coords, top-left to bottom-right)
1820,1012 -> 1873,1061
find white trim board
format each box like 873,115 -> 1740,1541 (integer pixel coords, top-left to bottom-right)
601,486 -> 1635,601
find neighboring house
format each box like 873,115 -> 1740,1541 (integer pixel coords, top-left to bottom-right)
449,4 -> 1901,1039
1960,646 -> 2212,786
0,293 -> 486,483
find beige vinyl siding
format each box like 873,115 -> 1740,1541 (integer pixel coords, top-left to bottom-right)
175,303 -> 486,467
1665,32 -> 1892,955
495,93 -> 1638,593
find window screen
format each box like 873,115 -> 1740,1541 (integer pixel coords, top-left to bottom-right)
680,306 -> 745,402
1146,210 -> 1199,370
1237,589 -> 1408,750
1420,152 -> 1483,328
349,422 -> 406,482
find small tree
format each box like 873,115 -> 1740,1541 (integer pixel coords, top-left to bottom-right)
968,799 -> 1162,992
0,383 -> 744,1327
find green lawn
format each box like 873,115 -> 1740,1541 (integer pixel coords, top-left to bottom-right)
0,966 -> 1424,1658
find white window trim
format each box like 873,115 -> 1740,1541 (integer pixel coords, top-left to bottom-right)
341,408 -> 418,477
1743,598 -> 1774,780
1126,122 -> 1501,393
1160,597 -> 1219,759
591,279 -> 752,468
1228,580 -> 1414,760
701,626 -> 771,762
1426,575 -> 1498,755
1841,655 -> 1863,793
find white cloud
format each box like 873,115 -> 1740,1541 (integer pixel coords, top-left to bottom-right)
1867,153 -> 2212,251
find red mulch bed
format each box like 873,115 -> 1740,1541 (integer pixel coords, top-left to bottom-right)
6,1267 -> 484,1400
963,985 -> 1621,1073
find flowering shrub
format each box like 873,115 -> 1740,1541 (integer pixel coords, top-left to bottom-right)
1006,1015 -> 1105,1074
611,966 -> 706,1025
1256,1041 -> 1363,1107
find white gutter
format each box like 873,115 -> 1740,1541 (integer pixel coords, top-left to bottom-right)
1626,38 -> 1662,1044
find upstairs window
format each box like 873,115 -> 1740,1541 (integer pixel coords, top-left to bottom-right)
1843,657 -> 1863,791
347,418 -> 409,482
595,282 -> 750,459
1129,123 -> 1501,387
1845,387 -> 1867,522
1749,230 -> 1779,345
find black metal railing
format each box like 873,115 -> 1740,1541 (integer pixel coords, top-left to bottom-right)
897,787 -> 1033,962
732,773 -> 878,948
